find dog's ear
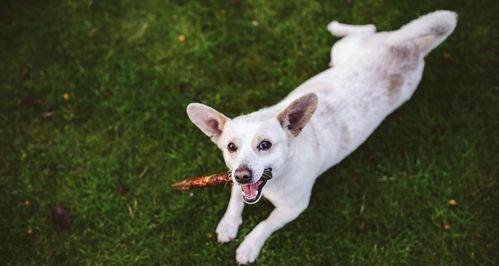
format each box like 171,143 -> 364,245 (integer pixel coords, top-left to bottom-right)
187,103 -> 230,142
278,93 -> 318,137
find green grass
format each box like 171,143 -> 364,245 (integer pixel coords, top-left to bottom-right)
1,0 -> 498,265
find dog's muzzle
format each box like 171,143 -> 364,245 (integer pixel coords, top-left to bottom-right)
238,168 -> 272,204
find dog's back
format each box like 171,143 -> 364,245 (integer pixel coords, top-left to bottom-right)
281,11 -> 457,173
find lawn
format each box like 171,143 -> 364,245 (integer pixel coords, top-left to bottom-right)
1,0 -> 497,265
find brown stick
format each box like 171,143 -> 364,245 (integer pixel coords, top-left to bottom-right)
170,172 -> 232,191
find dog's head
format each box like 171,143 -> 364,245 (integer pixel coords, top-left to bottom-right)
187,93 -> 317,204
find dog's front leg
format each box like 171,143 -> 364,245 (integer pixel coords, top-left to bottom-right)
216,184 -> 244,243
235,202 -> 308,264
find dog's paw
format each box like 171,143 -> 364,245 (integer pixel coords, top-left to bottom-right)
216,217 -> 241,244
236,238 -> 261,265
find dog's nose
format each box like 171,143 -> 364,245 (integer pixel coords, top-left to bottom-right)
234,165 -> 252,184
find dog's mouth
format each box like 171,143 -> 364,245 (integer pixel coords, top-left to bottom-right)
240,168 -> 272,204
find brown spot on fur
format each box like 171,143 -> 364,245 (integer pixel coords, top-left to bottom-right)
390,45 -> 412,60
339,124 -> 350,151
387,74 -> 404,101
432,25 -> 448,36
388,45 -> 419,72
378,44 -> 418,104
317,102 -> 334,118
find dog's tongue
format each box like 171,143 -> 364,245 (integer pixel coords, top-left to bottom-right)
242,182 -> 259,199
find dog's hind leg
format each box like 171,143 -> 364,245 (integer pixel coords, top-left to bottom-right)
216,185 -> 245,243
389,10 -> 457,56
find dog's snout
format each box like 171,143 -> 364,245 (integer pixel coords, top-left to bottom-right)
234,165 -> 252,184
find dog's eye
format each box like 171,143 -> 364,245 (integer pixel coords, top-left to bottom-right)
227,142 -> 237,152
257,140 -> 272,151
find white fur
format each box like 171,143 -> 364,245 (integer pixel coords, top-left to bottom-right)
187,10 -> 457,264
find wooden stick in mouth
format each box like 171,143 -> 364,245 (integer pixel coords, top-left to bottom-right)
170,172 -> 232,190
170,168 -> 273,191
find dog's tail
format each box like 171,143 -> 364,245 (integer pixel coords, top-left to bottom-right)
392,10 -> 457,56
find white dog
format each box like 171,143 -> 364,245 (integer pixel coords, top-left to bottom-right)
187,10 -> 457,264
